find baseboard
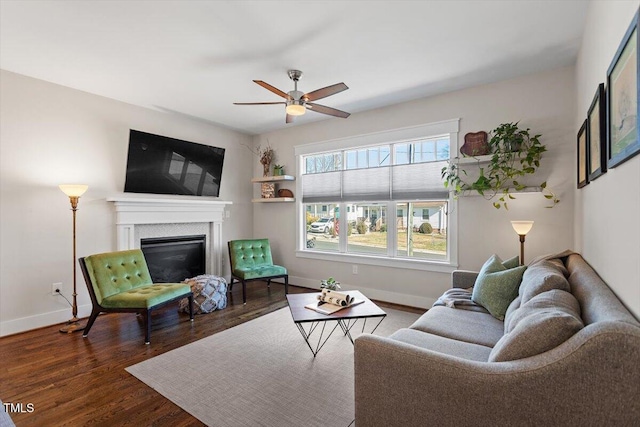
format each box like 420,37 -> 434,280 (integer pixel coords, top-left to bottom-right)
2,278 -> 432,336
0,303 -> 92,337
286,275 -> 434,309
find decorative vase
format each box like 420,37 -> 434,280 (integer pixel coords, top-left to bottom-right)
460,131 -> 490,156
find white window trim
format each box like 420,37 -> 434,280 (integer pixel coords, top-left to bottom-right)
295,119 -> 459,271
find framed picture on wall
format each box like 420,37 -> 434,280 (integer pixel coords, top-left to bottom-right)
588,83 -> 607,181
607,9 -> 639,169
577,120 -> 589,189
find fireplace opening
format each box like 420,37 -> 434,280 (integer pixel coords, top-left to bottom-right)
140,234 -> 206,283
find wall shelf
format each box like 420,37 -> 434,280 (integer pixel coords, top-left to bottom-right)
251,175 -> 295,183
464,186 -> 542,196
251,175 -> 295,203
252,197 -> 295,203
455,155 -> 493,164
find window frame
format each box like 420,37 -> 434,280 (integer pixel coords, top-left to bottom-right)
294,119 -> 459,272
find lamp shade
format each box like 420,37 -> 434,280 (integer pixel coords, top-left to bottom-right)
59,184 -> 88,198
286,103 -> 306,116
511,220 -> 534,236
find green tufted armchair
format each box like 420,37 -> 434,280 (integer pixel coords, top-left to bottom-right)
228,239 -> 288,304
79,249 -> 194,344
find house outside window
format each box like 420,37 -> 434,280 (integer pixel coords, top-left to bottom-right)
295,119 -> 459,270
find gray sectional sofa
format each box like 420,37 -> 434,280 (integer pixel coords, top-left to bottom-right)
354,252 -> 640,426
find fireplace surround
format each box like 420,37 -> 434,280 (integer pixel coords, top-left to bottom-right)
107,197 -> 231,276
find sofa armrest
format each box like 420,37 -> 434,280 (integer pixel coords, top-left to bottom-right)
354,327 -> 640,427
451,270 -> 478,288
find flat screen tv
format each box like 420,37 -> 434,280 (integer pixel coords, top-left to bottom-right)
124,130 -> 225,197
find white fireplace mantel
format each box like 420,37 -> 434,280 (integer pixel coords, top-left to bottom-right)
107,197 -> 232,276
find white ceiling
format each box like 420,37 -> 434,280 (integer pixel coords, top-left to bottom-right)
0,1 -> 589,135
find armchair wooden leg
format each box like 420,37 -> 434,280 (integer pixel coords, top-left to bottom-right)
188,294 -> 194,321
285,275 -> 289,294
82,309 -> 100,338
145,309 -> 151,345
242,280 -> 247,305
267,279 -> 271,288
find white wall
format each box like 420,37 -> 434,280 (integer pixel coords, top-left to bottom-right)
575,1 -> 640,319
0,70 -> 254,336
253,66 -> 576,308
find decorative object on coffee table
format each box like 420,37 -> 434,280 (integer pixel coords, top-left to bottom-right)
460,131 -> 489,156
320,277 -> 341,290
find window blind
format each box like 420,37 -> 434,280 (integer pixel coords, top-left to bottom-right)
302,160 -> 448,203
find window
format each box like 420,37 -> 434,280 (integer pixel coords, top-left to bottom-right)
396,202 -> 446,261
304,153 -> 342,174
296,119 -> 459,267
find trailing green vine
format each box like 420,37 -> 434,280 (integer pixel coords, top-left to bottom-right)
441,122 -> 559,209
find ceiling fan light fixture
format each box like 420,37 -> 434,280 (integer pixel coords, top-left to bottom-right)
286,102 -> 306,116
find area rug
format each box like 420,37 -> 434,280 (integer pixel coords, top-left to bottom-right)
126,306 -> 421,427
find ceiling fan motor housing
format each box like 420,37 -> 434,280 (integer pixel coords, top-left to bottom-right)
288,90 -> 304,101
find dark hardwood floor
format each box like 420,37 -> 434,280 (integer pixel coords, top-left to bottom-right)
0,283 -> 422,426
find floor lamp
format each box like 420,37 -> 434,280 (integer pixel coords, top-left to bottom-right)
59,184 -> 88,333
511,221 -> 534,266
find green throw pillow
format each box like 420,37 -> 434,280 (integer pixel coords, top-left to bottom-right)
472,254 -> 527,320
502,255 -> 521,269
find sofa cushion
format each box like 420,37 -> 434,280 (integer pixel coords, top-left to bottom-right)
471,254 -> 527,320
519,261 -> 570,304
503,295 -> 522,333
410,306 -> 505,348
547,258 -> 570,277
506,289 -> 581,333
489,292 -> 584,362
389,328 -> 492,362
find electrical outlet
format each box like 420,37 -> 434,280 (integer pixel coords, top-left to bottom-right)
52,282 -> 62,296
352,265 -> 358,274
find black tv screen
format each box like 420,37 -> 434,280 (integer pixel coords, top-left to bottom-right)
124,130 -> 225,197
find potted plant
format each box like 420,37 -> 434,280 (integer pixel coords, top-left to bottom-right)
441,122 -> 559,209
320,277 -> 341,290
273,164 -> 284,176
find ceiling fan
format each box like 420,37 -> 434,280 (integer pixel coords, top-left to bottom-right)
234,70 -> 350,123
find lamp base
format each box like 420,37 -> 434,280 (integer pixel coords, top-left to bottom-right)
59,317 -> 86,334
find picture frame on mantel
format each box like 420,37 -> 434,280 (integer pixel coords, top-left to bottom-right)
607,9 -> 639,169
588,83 -> 607,181
577,120 -> 589,189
